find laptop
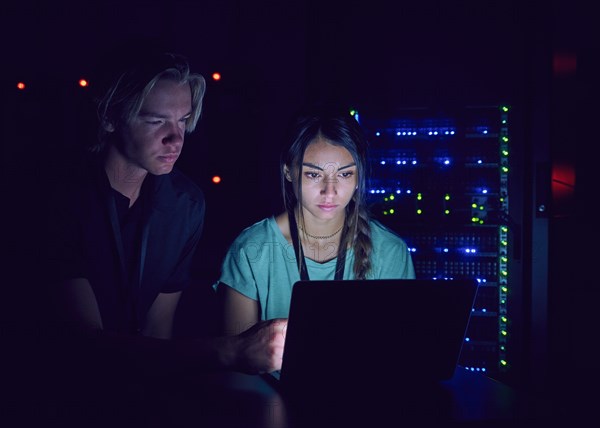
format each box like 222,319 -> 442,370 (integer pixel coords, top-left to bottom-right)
267,278 -> 479,397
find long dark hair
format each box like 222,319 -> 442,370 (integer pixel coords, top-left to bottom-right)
280,107 -> 373,279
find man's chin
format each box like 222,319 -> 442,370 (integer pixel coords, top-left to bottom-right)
151,165 -> 175,175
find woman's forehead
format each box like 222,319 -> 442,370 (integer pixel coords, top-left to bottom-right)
303,138 -> 354,167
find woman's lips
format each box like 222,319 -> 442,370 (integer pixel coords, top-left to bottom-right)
318,204 -> 338,211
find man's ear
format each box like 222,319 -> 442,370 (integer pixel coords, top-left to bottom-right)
102,119 -> 115,133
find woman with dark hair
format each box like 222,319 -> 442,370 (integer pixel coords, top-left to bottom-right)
214,107 -> 415,336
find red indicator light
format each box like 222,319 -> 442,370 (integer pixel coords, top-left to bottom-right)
79,79 -> 89,87
553,52 -> 577,76
212,175 -> 222,184
212,72 -> 221,81
17,82 -> 26,90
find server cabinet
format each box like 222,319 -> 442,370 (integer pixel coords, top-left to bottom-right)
360,106 -> 512,379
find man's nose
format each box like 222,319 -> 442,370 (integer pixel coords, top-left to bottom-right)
163,122 -> 184,145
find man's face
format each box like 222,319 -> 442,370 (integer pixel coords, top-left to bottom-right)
119,78 -> 192,175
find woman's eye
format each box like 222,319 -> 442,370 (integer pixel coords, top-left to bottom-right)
305,172 -> 321,180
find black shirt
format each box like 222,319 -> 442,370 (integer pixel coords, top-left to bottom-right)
46,156 -> 205,334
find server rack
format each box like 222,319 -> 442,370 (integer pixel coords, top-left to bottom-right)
359,105 -> 511,378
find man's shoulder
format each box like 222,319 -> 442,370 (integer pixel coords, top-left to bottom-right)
162,168 -> 204,203
46,156 -> 103,200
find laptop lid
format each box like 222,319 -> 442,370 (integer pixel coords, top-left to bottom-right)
277,278 -> 479,394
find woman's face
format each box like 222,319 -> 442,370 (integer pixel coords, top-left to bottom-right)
290,137 -> 357,223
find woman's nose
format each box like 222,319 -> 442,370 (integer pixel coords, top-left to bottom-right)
320,176 -> 337,195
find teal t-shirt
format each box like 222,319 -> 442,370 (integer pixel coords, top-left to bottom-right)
214,216 -> 416,320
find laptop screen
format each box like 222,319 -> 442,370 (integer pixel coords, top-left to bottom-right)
277,279 -> 479,393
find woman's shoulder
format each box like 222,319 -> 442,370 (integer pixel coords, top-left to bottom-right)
233,216 -> 279,242
369,219 -> 410,248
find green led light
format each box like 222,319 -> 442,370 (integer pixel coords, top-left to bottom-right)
502,240 -> 508,246
389,194 -> 395,200
501,271 -> 508,276
501,286 -> 508,292
479,219 -> 484,225
471,203 -> 477,209
471,217 -> 479,223
384,197 -> 389,202
502,150 -> 509,156
501,256 -> 508,263
501,106 -> 509,112
501,330 -> 507,336
417,193 -> 423,200
389,209 -> 395,214
417,209 -> 423,215
502,166 -> 509,173
502,136 -> 509,142
444,209 -> 450,215
501,226 -> 508,232
444,194 -> 450,200
479,205 -> 484,210
500,359 -> 508,366
501,316 -> 508,322
383,211 -> 388,215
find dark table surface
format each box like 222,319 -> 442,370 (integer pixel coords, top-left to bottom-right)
15,365 -> 547,427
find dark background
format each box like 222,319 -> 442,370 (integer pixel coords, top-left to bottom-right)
1,0 -> 594,423
3,0 -> 547,278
